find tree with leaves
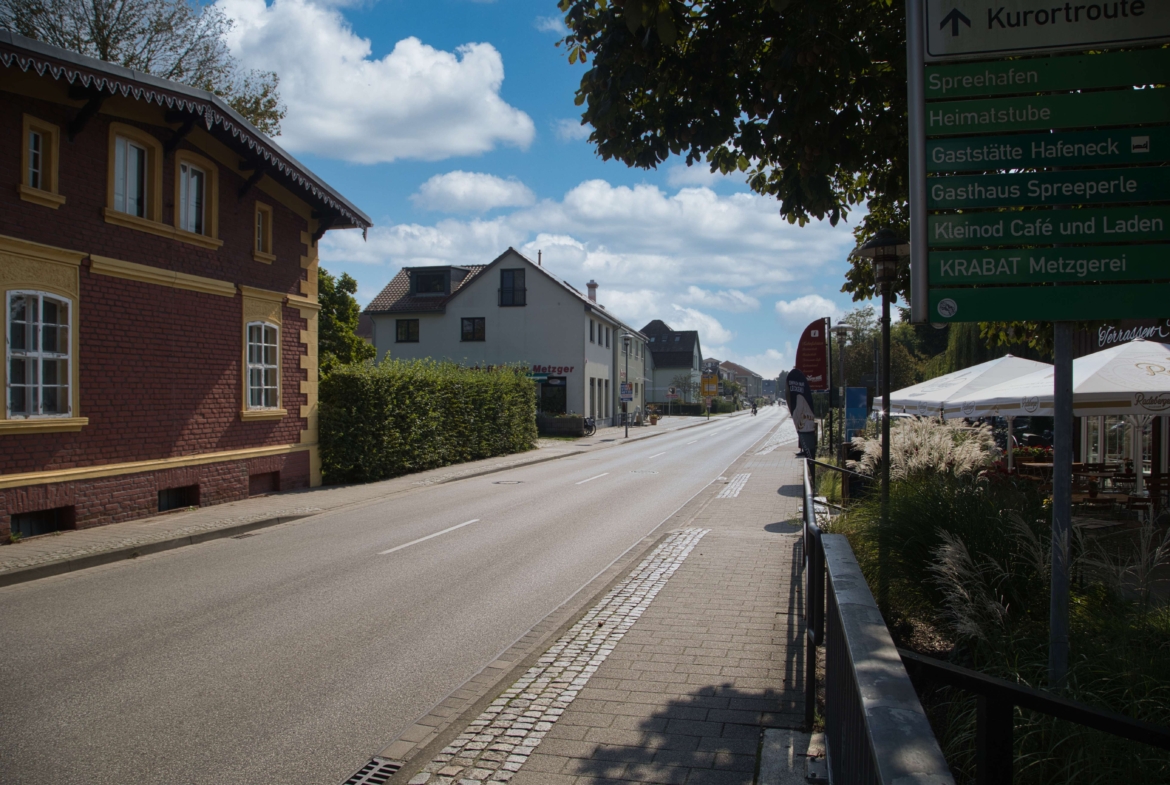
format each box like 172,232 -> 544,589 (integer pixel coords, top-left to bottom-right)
556,0 -> 1066,351
1,0 -> 285,134
318,267 -> 374,375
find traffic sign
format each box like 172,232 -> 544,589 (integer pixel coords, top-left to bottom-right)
927,167 -> 1170,209
701,374 -> 718,396
926,48 -> 1170,99
929,283 -> 1170,323
924,0 -> 1170,61
666,386 -> 678,400
926,89 -> 1170,137
620,382 -> 633,402
929,244 -> 1170,285
928,206 -> 1170,247
927,127 -> 1170,172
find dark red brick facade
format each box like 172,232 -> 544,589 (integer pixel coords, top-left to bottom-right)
1,67 -> 329,536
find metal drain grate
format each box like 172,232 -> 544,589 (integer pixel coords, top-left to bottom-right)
341,758 -> 402,785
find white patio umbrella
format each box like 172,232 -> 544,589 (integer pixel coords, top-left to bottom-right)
876,355 -> 1051,417
946,339 -> 1170,485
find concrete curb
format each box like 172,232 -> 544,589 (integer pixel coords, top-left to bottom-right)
0,513 -> 312,588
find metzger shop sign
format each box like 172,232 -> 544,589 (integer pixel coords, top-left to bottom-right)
907,0 -> 1170,324
924,1 -> 1170,61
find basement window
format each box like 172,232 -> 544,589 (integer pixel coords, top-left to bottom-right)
10,506 -> 74,538
158,485 -> 199,512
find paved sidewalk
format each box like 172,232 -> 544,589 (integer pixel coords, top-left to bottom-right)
0,414 -> 733,586
394,414 -> 807,785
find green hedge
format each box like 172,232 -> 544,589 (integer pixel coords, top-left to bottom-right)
320,359 -> 538,484
648,399 -> 737,415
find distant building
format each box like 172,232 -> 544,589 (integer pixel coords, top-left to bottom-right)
0,32 -> 370,538
642,321 -> 702,402
363,249 -> 649,425
720,361 -> 765,401
702,358 -> 735,397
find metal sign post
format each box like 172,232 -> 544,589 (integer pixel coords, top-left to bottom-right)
906,0 -> 1170,687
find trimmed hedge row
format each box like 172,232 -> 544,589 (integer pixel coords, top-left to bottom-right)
320,360 -> 538,484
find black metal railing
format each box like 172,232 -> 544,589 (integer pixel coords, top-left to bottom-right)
899,649 -> 1170,785
806,458 -> 874,508
802,458 -> 953,784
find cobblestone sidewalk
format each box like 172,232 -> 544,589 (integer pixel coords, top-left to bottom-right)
394,414 -> 805,785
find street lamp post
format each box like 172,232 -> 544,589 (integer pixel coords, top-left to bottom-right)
850,229 -> 909,613
830,323 -> 855,466
622,334 -> 632,439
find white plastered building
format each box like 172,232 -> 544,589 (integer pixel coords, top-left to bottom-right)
364,248 -> 650,426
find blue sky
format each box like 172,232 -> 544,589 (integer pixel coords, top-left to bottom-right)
218,0 -> 866,377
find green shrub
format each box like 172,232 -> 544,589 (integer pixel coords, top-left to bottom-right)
319,359 -> 537,484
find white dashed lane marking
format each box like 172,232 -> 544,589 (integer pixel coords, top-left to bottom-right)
648,452 -> 666,459
379,520 -> 481,555
575,473 -> 609,485
405,528 -> 710,784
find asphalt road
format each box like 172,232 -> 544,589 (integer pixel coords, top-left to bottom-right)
0,407 -> 789,785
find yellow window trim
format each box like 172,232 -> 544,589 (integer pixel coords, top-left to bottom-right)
286,293 -> 321,311
89,255 -> 236,297
173,148 -> 220,241
238,285 -> 288,303
20,115 -> 64,209
254,202 -> 275,263
106,122 -> 163,222
240,408 -> 287,421
0,417 -> 88,434
102,208 -> 225,251
0,442 -> 314,490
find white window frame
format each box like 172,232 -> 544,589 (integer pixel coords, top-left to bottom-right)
179,162 -> 205,235
113,136 -> 147,217
245,321 -> 280,410
28,129 -> 43,190
6,290 -> 72,419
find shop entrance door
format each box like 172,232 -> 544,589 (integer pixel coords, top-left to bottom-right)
540,377 -> 567,414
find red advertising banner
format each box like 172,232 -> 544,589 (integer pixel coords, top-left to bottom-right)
795,318 -> 829,391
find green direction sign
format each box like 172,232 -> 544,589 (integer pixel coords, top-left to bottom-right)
926,49 -> 1170,100
929,245 -> 1170,285
929,283 -> 1170,323
928,206 -> 1170,247
926,89 -> 1170,137
927,128 -> 1170,173
924,0 -> 1170,61
928,167 -> 1170,209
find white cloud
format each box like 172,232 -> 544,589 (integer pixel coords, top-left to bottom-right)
534,16 -> 567,34
677,286 -> 759,313
218,0 -> 534,162
665,164 -> 729,188
669,305 -> 734,346
774,294 -> 843,329
412,171 -> 535,213
553,119 -> 592,142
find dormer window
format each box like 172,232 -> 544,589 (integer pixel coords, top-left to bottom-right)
413,270 -> 447,295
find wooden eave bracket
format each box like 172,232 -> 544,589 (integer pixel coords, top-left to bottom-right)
67,86 -> 107,141
312,214 -> 338,244
164,115 -> 197,154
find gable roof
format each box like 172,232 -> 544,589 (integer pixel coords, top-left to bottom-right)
644,326 -> 701,369
0,31 -> 370,232
720,360 -> 763,379
364,248 -> 647,338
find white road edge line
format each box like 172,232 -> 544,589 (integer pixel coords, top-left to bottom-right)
575,473 -> 609,485
379,519 -> 481,555
648,452 -> 666,459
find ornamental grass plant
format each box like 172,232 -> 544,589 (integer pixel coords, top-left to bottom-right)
319,359 -> 537,484
829,417 -> 1170,784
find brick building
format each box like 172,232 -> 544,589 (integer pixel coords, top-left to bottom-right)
0,32 -> 371,537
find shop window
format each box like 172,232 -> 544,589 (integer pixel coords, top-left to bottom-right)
20,115 -> 64,208
10,506 -> 74,538
6,291 -> 72,418
461,317 -> 485,342
254,203 -> 275,263
396,319 -> 419,343
499,268 -> 526,306
246,321 -> 280,409
158,485 -> 199,512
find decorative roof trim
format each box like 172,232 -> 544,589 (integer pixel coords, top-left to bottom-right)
0,32 -> 370,231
